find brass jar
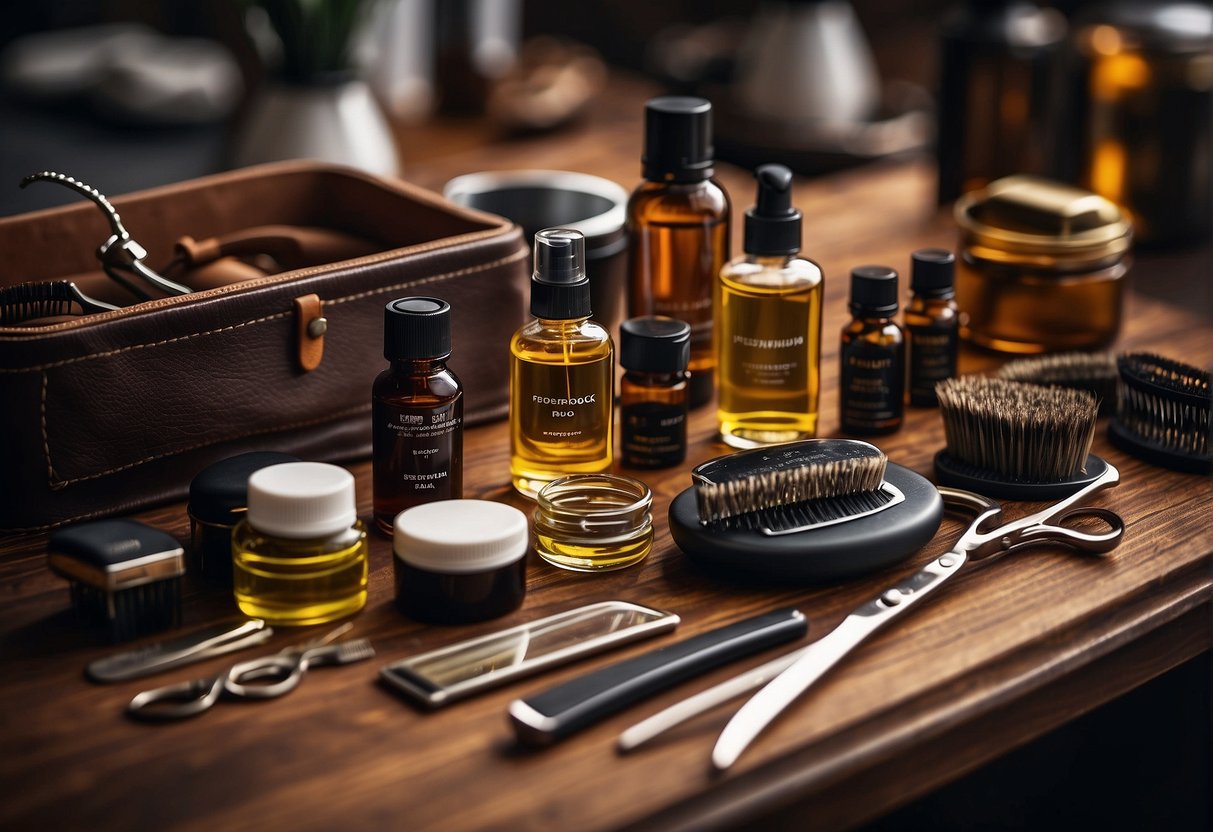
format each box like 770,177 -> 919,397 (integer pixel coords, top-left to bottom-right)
954,175 -> 1132,354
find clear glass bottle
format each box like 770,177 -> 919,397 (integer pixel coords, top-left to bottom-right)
232,462 -> 368,626
627,96 -> 731,409
509,229 -> 614,498
372,297 -> 463,535
619,316 -> 690,469
905,249 -> 959,407
717,164 -> 823,448
840,266 -> 905,435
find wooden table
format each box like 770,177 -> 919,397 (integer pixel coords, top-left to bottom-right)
2,75 -> 1211,831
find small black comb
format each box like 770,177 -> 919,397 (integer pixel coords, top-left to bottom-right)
0,280 -> 118,325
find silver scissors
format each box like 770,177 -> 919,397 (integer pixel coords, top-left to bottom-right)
618,463 -> 1124,769
127,623 -> 375,721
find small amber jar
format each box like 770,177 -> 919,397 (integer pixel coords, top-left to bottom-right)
955,175 -> 1132,354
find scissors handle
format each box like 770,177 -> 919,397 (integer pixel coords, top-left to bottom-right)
711,550 -> 968,770
225,653 -> 306,699
127,675 -> 226,721
1013,507 -> 1124,554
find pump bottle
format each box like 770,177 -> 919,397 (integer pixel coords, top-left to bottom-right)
509,228 -> 614,498
716,164 -> 823,448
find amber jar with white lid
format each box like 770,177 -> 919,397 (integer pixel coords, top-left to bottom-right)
954,175 -> 1132,354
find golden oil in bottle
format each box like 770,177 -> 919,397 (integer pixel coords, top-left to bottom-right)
717,164 -> 822,448
533,474 -> 653,571
627,96 -> 730,409
232,462 -> 368,626
509,229 -> 614,498
619,316 -> 690,469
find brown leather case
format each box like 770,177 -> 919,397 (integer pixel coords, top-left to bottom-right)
0,162 -> 529,531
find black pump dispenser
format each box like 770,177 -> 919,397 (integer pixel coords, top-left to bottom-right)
743,164 -> 801,256
530,228 -> 591,319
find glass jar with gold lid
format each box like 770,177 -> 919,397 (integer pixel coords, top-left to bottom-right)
954,175 -> 1132,354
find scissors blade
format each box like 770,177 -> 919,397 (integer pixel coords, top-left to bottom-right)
712,550 -> 967,770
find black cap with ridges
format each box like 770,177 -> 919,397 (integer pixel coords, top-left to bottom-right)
384,297 -> 452,361
744,164 -> 801,256
643,96 -> 714,183
530,228 -> 591,319
620,316 -> 691,374
849,265 -> 899,316
910,248 -> 955,297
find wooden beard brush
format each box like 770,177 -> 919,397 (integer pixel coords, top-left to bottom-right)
935,376 -> 1105,500
1110,352 -> 1211,475
668,439 -> 943,582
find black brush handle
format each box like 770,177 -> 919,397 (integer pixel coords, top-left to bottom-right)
508,608 -> 807,746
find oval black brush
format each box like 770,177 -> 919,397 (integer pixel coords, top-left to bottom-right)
1109,352 -> 1211,475
934,376 -> 1107,500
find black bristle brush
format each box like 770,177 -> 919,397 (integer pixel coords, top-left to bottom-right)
0,280 -> 118,325
668,439 -> 943,582
47,519 -> 184,642
935,376 -> 1105,500
995,351 -> 1118,415
1110,352 -> 1211,474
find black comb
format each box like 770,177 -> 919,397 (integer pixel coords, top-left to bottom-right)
0,280 -> 118,325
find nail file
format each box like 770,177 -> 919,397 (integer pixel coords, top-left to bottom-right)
507,607 -> 808,747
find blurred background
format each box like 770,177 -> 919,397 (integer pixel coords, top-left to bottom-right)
0,1 -> 1209,828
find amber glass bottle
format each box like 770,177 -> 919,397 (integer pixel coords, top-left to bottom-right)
840,266 -> 905,435
905,249 -> 959,407
372,297 -> 463,535
627,96 -> 730,409
619,316 -> 690,469
510,229 -> 614,498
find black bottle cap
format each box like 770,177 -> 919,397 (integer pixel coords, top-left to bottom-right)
189,451 -> 302,526
744,164 -> 801,256
620,316 -> 691,374
642,96 -> 714,183
530,228 -> 592,319
384,297 -> 452,360
849,265 -> 899,316
910,248 -> 955,297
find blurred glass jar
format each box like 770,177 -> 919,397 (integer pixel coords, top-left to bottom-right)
1066,2 -> 1213,245
955,175 -> 1132,354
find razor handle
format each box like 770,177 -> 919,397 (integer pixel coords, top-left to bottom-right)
507,607 -> 808,746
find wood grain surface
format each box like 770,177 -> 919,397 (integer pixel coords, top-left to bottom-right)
1,75 -> 1210,832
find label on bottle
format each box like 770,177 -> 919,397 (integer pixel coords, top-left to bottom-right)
518,362 -> 611,448
840,341 -> 904,433
908,322 -> 958,406
732,333 -> 807,389
622,401 -> 687,468
374,400 -> 462,510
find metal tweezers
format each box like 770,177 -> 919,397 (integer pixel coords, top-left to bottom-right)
618,468 -> 1124,770
86,618 -> 273,683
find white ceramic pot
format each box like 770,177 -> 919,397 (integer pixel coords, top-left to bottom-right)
231,77 -> 399,176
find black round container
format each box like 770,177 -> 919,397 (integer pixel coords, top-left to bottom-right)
443,170 -> 628,337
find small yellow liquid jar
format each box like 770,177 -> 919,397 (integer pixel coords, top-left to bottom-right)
533,474 -> 653,571
232,462 -> 368,626
954,175 -> 1132,354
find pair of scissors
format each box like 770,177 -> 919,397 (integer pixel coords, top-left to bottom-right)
127,623 -> 375,721
618,463 -> 1124,769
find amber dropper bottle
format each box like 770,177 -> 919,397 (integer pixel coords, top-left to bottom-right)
619,316 -> 691,469
840,266 -> 905,435
372,297 -> 463,534
627,96 -> 730,409
905,249 -> 959,407
509,229 -> 614,498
